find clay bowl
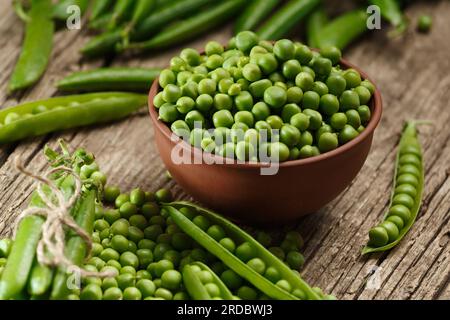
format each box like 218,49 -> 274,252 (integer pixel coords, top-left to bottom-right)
148,59 -> 382,225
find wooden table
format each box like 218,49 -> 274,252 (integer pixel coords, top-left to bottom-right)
0,1 -> 448,300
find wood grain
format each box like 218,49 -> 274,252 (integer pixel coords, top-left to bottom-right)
0,0 -> 448,300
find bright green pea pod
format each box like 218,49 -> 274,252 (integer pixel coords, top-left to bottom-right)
164,203 -> 323,300
369,0 -> 408,35
183,262 -> 234,300
57,67 -> 161,93
50,189 -> 96,300
306,6 -> 328,48
256,0 -> 320,40
125,0 -> 246,52
0,92 -> 147,144
53,0 -> 89,21
90,0 -> 114,21
315,10 -> 368,50
362,122 -> 425,255
107,0 -> 136,30
234,0 -> 280,34
27,261 -> 54,297
8,0 -> 54,93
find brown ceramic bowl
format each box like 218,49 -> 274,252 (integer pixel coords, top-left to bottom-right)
148,59 -> 382,225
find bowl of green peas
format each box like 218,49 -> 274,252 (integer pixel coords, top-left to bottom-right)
148,31 -> 382,224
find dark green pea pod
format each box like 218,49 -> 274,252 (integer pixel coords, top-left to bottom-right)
362,122 -> 425,255
107,0 -> 136,31
164,202 -> 323,300
306,6 -> 328,48
124,0 -> 246,52
234,0 -> 280,34
369,0 -> 408,36
88,12 -> 113,31
256,0 -> 320,40
50,189 -> 96,299
27,261 -> 54,297
53,0 -> 89,21
183,262 -> 235,300
9,0 -> 54,93
315,10 -> 368,50
122,0 -> 157,45
57,67 -> 161,93
0,92 -> 147,144
90,0 -> 114,22
81,29 -> 122,57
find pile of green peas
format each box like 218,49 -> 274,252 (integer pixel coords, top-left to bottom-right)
154,31 -> 374,162
72,185 -> 308,300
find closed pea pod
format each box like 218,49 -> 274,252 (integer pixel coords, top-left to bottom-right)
362,122 -> 425,254
90,0 -> 114,22
306,7 -> 328,48
234,0 -> 280,34
107,0 -> 136,30
164,202 -> 324,300
9,0 -> 54,92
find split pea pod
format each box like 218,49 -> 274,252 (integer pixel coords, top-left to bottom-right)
164,202 -> 323,300
0,175 -> 75,300
51,189 -> 96,299
315,10 -> 368,50
183,262 -> 235,300
362,122 -> 425,254
368,0 -> 407,35
90,0 -> 114,22
125,0 -> 246,52
57,68 -> 161,93
234,0 -> 280,34
53,0 -> 89,21
256,0 -> 320,41
9,0 -> 54,93
306,7 -> 328,48
0,92 -> 147,144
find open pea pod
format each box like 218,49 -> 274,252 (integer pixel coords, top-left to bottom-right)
164,202 -> 323,300
183,262 -> 235,300
362,122 -> 425,254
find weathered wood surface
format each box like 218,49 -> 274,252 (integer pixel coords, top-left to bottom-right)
0,1 -> 448,300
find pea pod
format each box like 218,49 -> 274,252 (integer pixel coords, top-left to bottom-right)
0,92 -> 147,144
306,6 -> 328,48
164,203 -> 323,300
234,0 -> 280,34
53,0 -> 89,21
315,10 -> 368,50
50,189 -> 96,299
90,0 -> 114,22
125,0 -> 246,52
9,0 -> 54,92
362,122 -> 425,254
0,239 -> 13,258
183,262 -> 234,300
256,0 -> 320,40
13,0 -> 30,22
57,68 -> 161,93
368,0 -> 407,35
107,0 -> 136,30
122,0 -> 157,44
27,261 -> 54,296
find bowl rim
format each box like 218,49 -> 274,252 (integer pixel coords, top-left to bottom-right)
148,57 -> 383,169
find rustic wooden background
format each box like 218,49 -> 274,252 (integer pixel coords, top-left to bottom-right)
0,1 -> 448,300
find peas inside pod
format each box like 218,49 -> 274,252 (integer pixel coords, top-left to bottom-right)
154,31 -> 374,163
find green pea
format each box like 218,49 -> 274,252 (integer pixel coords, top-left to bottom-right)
295,72 -> 314,91
237,286 -> 258,300
115,194 -> 130,208
218,237 -> 236,253
104,186 -> 120,203
158,103 -> 179,123
205,225 -> 226,242
281,104 -> 301,123
159,69 -> 176,88
282,60 -> 302,80
346,109 -> 362,129
302,109 -> 322,130
235,141 -> 255,161
343,69 -> 361,89
318,132 -> 338,153
154,287 -> 173,300
205,54 -> 224,70
100,248 -> 120,262
109,235 -> 128,253
205,40 -> 224,56
257,53 -> 278,74
94,219 -> 109,232
235,242 -> 255,262
276,279 -> 292,293
162,84 -> 182,103
235,31 -> 259,53
274,39 -> 295,61
235,91 -> 254,112
387,205 -> 411,224
248,79 -> 271,99
102,277 -> 118,291
326,74 -> 346,96
120,266 -> 137,276
192,215 -> 211,231
250,102 -> 270,122
289,113 -> 310,132
198,78 -> 216,95
247,258 -> 266,275
397,163 -> 421,179
320,46 -> 342,65
311,57 -> 332,78
269,142 -> 290,162
228,83 -> 241,96
136,279 -> 156,298
294,43 -> 313,64
386,215 -> 405,230
292,288 -> 307,299
302,91 -> 320,110
233,111 -> 254,128
399,154 -> 421,168
339,125 -> 359,144
80,284 -> 102,300
213,93 -> 232,111
361,80 -> 375,95
368,226 -> 389,247
330,112 -> 347,130
220,269 -> 242,290
160,270 -> 182,291
354,86 -> 371,105
400,145 -> 422,159
286,87 -> 303,104
299,145 -> 314,158
255,120 -> 272,136
340,90 -> 360,110
397,174 -> 419,188
392,194 -> 415,209
380,221 -> 400,242
212,110 -> 234,128
138,239 -> 156,251
154,259 -> 174,278
357,105 -> 371,124
170,57 -> 187,72
280,124 -> 301,147
143,224 -> 162,241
